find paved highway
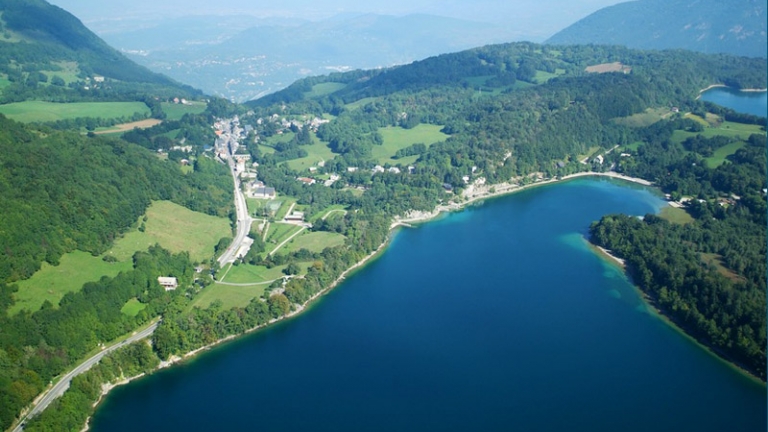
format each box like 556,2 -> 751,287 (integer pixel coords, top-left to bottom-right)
217,159 -> 253,266
13,322 -> 160,431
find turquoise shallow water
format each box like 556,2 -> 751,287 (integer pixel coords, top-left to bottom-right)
90,178 -> 766,432
700,87 -> 767,117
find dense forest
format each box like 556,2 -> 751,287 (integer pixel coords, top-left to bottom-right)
591,123 -> 766,378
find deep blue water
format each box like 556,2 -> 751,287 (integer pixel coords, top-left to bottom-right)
700,87 -> 767,117
90,179 -> 766,432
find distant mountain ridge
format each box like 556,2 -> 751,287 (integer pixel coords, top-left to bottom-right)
102,13 -> 524,102
546,0 -> 767,58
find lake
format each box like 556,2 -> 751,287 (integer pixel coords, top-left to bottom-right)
90,178 -> 766,432
700,87 -> 767,117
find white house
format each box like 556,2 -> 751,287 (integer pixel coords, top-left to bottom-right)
158,277 -> 178,291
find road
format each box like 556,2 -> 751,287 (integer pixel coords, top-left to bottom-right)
13,322 -> 160,431
217,159 -> 253,266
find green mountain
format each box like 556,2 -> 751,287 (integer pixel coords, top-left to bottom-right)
546,0 -> 767,58
0,0 -> 198,103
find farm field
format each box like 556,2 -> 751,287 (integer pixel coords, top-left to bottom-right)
106,201 -> 232,263
0,101 -> 150,122
11,251 -> 132,315
94,119 -> 163,135
373,124 -> 449,165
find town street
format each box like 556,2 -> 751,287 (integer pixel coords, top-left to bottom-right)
13,322 -> 160,432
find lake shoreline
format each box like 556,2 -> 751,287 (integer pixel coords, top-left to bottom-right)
584,237 -> 766,386
82,170 -> 760,431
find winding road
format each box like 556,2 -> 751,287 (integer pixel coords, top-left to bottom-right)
13,322 -> 160,431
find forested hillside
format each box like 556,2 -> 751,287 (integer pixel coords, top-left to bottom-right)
0,0 -> 199,104
0,115 -> 233,283
546,0 -> 767,58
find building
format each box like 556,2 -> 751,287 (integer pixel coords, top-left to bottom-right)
253,187 -> 276,199
297,177 -> 316,185
285,211 -> 305,222
158,277 -> 178,291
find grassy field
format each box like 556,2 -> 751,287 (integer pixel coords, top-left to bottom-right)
345,97 -> 382,110
11,251 -> 132,315
621,142 -> 644,152
306,82 -> 346,98
373,124 -> 449,165
265,224 -> 303,252
121,298 -> 147,317
280,231 -> 346,254
0,101 -> 150,123
162,101 -> 207,121
41,61 -> 81,85
222,264 -> 288,284
701,253 -> 742,282
192,283 -> 267,310
274,198 -> 297,221
659,206 -> 695,225
613,108 -> 670,128
533,69 -> 565,84
671,121 -> 764,144
106,201 -> 232,263
0,77 -> 10,90
285,135 -> 337,171
576,146 -> 601,162
705,141 -> 746,168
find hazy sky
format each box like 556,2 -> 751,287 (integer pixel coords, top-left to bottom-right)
47,0 -> 627,39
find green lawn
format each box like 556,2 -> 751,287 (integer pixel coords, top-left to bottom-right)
659,206 -> 695,225
121,298 -> 147,317
11,251 -> 132,315
308,205 -> 348,223
161,101 -> 207,121
705,141 -> 746,168
280,231 -> 346,255
285,135 -> 337,171
41,61 -> 81,85
373,124 -> 449,165
306,82 -> 347,98
533,69 -> 564,84
0,101 -> 150,123
622,142 -> 643,152
105,201 -> 232,263
0,77 -> 10,90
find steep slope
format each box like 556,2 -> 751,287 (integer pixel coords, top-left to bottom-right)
546,0 -> 767,58
0,0 -> 197,102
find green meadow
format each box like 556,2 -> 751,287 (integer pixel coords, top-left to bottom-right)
161,101 -> 207,121
105,201 -> 232,263
121,298 -> 148,317
279,231 -> 346,255
373,124 -> 449,165
285,135 -> 336,171
11,251 -> 132,315
305,82 -> 346,98
0,101 -> 150,122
